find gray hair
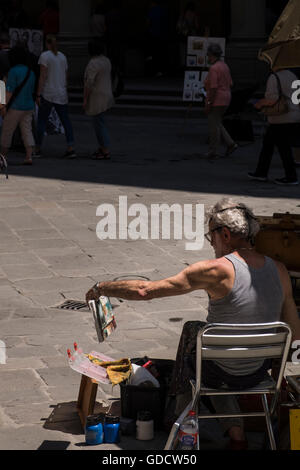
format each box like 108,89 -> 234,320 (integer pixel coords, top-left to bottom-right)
207,42 -> 223,58
205,198 -> 260,244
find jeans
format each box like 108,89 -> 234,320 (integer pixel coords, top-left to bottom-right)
36,97 -> 75,147
208,106 -> 235,154
255,123 -> 298,181
92,112 -> 110,149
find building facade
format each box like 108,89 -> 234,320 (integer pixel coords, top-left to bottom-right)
3,0 -> 290,87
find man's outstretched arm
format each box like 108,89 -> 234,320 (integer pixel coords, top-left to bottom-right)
86,260 -> 223,303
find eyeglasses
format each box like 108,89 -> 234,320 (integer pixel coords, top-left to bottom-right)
204,226 -> 224,244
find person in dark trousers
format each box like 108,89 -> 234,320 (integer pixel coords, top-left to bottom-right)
204,43 -> 237,159
249,67 -> 300,186
83,38 -> 114,160
35,35 -> 76,159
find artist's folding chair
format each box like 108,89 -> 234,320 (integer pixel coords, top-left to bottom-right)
165,322 -> 292,450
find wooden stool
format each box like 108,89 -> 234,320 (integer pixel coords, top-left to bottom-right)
76,374 -> 98,429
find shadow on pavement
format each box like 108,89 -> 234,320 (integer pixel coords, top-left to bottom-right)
37,440 -> 71,450
3,115 -> 299,200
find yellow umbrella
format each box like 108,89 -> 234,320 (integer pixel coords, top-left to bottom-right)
259,0 -> 300,70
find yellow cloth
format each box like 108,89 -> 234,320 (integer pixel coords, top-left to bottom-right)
87,355 -> 132,386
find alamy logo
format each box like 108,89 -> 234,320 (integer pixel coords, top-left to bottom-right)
0,340 -> 6,364
291,80 -> 300,105
96,197 -> 204,250
291,340 -> 300,365
0,80 -> 6,105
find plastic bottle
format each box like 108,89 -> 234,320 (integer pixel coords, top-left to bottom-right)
104,415 -> 120,443
85,414 -> 104,445
177,410 -> 198,450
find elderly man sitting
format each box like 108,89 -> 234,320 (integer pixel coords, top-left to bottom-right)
86,197 -> 300,449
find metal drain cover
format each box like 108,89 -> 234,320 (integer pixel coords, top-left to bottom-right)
53,300 -> 89,311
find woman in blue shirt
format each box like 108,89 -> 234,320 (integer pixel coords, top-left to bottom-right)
0,45 -> 36,164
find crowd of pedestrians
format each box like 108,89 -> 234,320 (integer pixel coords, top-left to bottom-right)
0,32 -> 115,165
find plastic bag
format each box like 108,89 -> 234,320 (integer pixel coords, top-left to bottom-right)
129,363 -> 160,388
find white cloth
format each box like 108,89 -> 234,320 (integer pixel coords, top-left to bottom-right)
265,69 -> 300,124
38,50 -> 68,105
84,55 -> 114,116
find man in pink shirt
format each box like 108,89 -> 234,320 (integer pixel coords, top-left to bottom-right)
204,43 -> 238,159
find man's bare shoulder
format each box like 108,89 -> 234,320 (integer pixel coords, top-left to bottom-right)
187,257 -> 233,278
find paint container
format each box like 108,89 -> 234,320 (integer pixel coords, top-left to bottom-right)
85,414 -> 104,445
136,411 -> 154,441
104,415 -> 120,443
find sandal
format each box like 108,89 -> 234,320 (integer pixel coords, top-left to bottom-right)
91,151 -> 111,160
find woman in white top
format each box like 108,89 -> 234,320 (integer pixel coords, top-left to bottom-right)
35,35 -> 76,158
248,68 -> 300,185
83,38 -> 114,160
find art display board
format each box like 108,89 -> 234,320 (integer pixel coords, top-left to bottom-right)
186,36 -> 226,68
9,28 -> 43,57
182,70 -> 209,103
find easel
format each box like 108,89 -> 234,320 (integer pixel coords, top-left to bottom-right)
76,374 -> 98,429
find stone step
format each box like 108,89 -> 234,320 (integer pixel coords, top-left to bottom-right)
68,102 -> 203,118
67,81 -> 264,118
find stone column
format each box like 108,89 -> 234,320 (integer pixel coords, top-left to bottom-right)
58,0 -> 92,87
226,0 -> 269,87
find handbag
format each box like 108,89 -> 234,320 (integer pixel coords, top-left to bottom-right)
261,72 -> 289,117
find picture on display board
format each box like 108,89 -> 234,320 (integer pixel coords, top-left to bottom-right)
9,28 -> 43,57
9,28 -> 20,48
201,71 -> 208,83
20,29 -> 30,47
186,55 -> 197,67
30,30 -> 43,57
187,36 -> 207,67
183,70 -> 205,103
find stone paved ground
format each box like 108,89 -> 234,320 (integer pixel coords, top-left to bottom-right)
0,112 -> 299,450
